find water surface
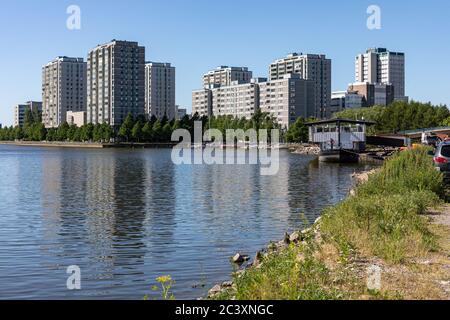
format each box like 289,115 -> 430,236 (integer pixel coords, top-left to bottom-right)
0,145 -> 373,299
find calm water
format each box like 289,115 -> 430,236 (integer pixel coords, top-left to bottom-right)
0,145 -> 373,300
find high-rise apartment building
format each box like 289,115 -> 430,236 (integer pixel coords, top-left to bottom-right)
355,48 -> 406,101
269,53 -> 331,119
145,62 -> 176,120
203,66 -> 253,88
14,101 -> 43,127
211,79 -> 262,119
87,40 -> 145,127
192,89 -> 213,117
192,74 -> 315,129
42,57 -> 87,128
259,74 -> 315,128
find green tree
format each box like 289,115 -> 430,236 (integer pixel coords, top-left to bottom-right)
118,113 -> 135,142
131,121 -> 143,142
152,120 -> 163,142
286,117 -> 309,143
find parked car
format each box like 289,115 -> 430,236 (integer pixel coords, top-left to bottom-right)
432,141 -> 450,181
422,132 -> 442,148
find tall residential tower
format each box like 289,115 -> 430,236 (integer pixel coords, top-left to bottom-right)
355,48 -> 406,101
203,66 -> 253,88
42,57 -> 87,128
87,40 -> 145,127
145,62 -> 176,120
269,53 -> 332,119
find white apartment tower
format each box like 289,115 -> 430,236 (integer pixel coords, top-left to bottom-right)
211,79 -> 261,119
203,66 -> 253,88
145,62 -> 176,120
355,48 -> 406,101
192,89 -> 212,117
42,57 -> 87,128
87,40 -> 145,127
269,53 -> 331,119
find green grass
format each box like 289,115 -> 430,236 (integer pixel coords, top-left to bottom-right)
217,147 -> 444,300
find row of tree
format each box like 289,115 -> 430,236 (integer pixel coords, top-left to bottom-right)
334,100 -> 450,135
2,101 -> 447,143
0,110 -> 285,143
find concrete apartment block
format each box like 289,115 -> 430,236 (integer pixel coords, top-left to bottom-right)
192,89 -> 212,117
269,53 -> 331,119
42,57 -> 87,128
259,74 -> 315,128
355,48 -> 406,101
145,62 -> 176,120
203,66 -> 253,88
14,101 -> 43,127
87,40 -> 145,127
211,79 -> 261,119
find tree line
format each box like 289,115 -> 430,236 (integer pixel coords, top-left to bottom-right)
0,109 -> 287,143
333,100 -> 450,135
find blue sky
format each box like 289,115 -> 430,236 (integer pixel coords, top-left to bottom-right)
0,0 -> 449,126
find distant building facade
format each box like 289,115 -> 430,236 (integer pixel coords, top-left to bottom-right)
192,74 -> 315,129
348,82 -> 395,107
259,74 -> 315,128
269,53 -> 331,119
66,111 -> 87,127
145,62 -> 176,120
87,40 -> 145,127
14,101 -> 43,127
355,48 -> 406,102
203,66 -> 253,88
192,89 -> 213,117
42,57 -> 87,128
211,79 -> 261,119
175,105 -> 187,120
330,91 -> 365,114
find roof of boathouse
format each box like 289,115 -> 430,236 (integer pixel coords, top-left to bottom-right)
306,118 -> 376,127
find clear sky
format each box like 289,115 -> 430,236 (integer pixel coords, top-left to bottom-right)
0,0 -> 449,126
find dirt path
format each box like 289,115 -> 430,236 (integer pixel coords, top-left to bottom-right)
431,205 -> 450,228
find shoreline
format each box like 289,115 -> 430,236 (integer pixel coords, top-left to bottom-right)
0,141 -> 178,149
205,150 -> 450,300
205,168 -> 376,299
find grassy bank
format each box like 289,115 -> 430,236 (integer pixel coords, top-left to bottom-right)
213,147 -> 450,300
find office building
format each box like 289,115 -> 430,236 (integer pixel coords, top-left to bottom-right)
348,82 -> 394,107
355,48 -> 406,101
42,57 -> 87,128
145,62 -> 176,120
87,40 -> 145,127
269,53 -> 331,119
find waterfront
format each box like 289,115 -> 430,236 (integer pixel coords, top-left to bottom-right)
0,145 -> 373,299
